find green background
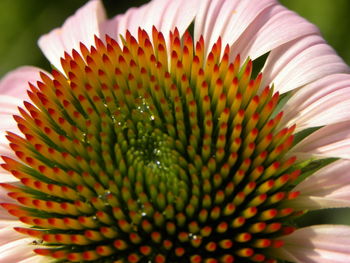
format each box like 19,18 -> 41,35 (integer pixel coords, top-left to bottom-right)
0,0 -> 349,226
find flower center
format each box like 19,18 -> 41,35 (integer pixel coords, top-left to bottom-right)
1,27 -> 301,263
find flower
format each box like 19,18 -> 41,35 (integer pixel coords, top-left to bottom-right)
1,0 -> 350,262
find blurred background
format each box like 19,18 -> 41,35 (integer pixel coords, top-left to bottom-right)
0,0 -> 349,225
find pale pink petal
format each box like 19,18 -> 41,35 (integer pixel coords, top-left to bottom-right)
0,219 -> 19,229
0,211 -> 17,227
19,255 -> 50,263
286,196 -> 350,210
101,6 -> 149,40
101,0 -> 200,47
289,121 -> 350,160
0,185 -> 16,204
287,159 -> 350,210
0,184 -> 20,219
230,4 -> 319,61
261,34 -> 350,94
0,238 -> 38,262
0,231 -> 43,262
157,0 -> 201,37
0,66 -> 43,100
278,225 -> 350,263
0,171 -> 18,184
0,224 -> 26,246
0,142 -> 17,167
286,89 -> 350,132
0,208 -> 19,223
0,95 -> 22,117
38,0 -> 107,71
296,160 -> 350,195
0,211 -> 16,222
0,95 -> 22,162
280,74 -> 350,131
0,195 -> 43,262
194,0 -> 239,50
0,142 -> 15,162
193,0 -> 320,62
194,0 -> 275,56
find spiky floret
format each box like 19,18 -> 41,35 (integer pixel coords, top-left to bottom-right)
1,27 -> 301,263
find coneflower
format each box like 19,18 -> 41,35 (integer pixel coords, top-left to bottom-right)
1,1 -> 350,262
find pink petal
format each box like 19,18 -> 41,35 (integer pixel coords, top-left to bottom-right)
193,0 -> 346,99
290,121 -> 350,160
0,171 -> 18,184
193,0 -> 320,62
0,143 -> 17,165
194,0 -> 239,50
261,34 -> 350,94
296,160 -> 350,196
0,223 -> 26,247
0,95 -> 22,162
286,161 -> 350,210
278,225 -> 350,263
101,6 -> 150,40
287,90 -> 350,132
0,211 -> 16,222
0,203 -> 18,225
194,0 -> 276,56
0,238 -> 38,262
38,0 -> 107,72
0,219 -> 19,229
0,66 -> 43,100
101,0 -> 200,46
0,184 -> 19,219
0,185 -> 16,204
286,196 -> 350,210
19,256 -> 48,263
238,5 -> 318,61
157,0 -> 201,38
0,95 -> 23,116
0,182 -> 19,220
281,74 -> 350,131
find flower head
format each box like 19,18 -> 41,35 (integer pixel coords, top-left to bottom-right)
1,1 -> 350,262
